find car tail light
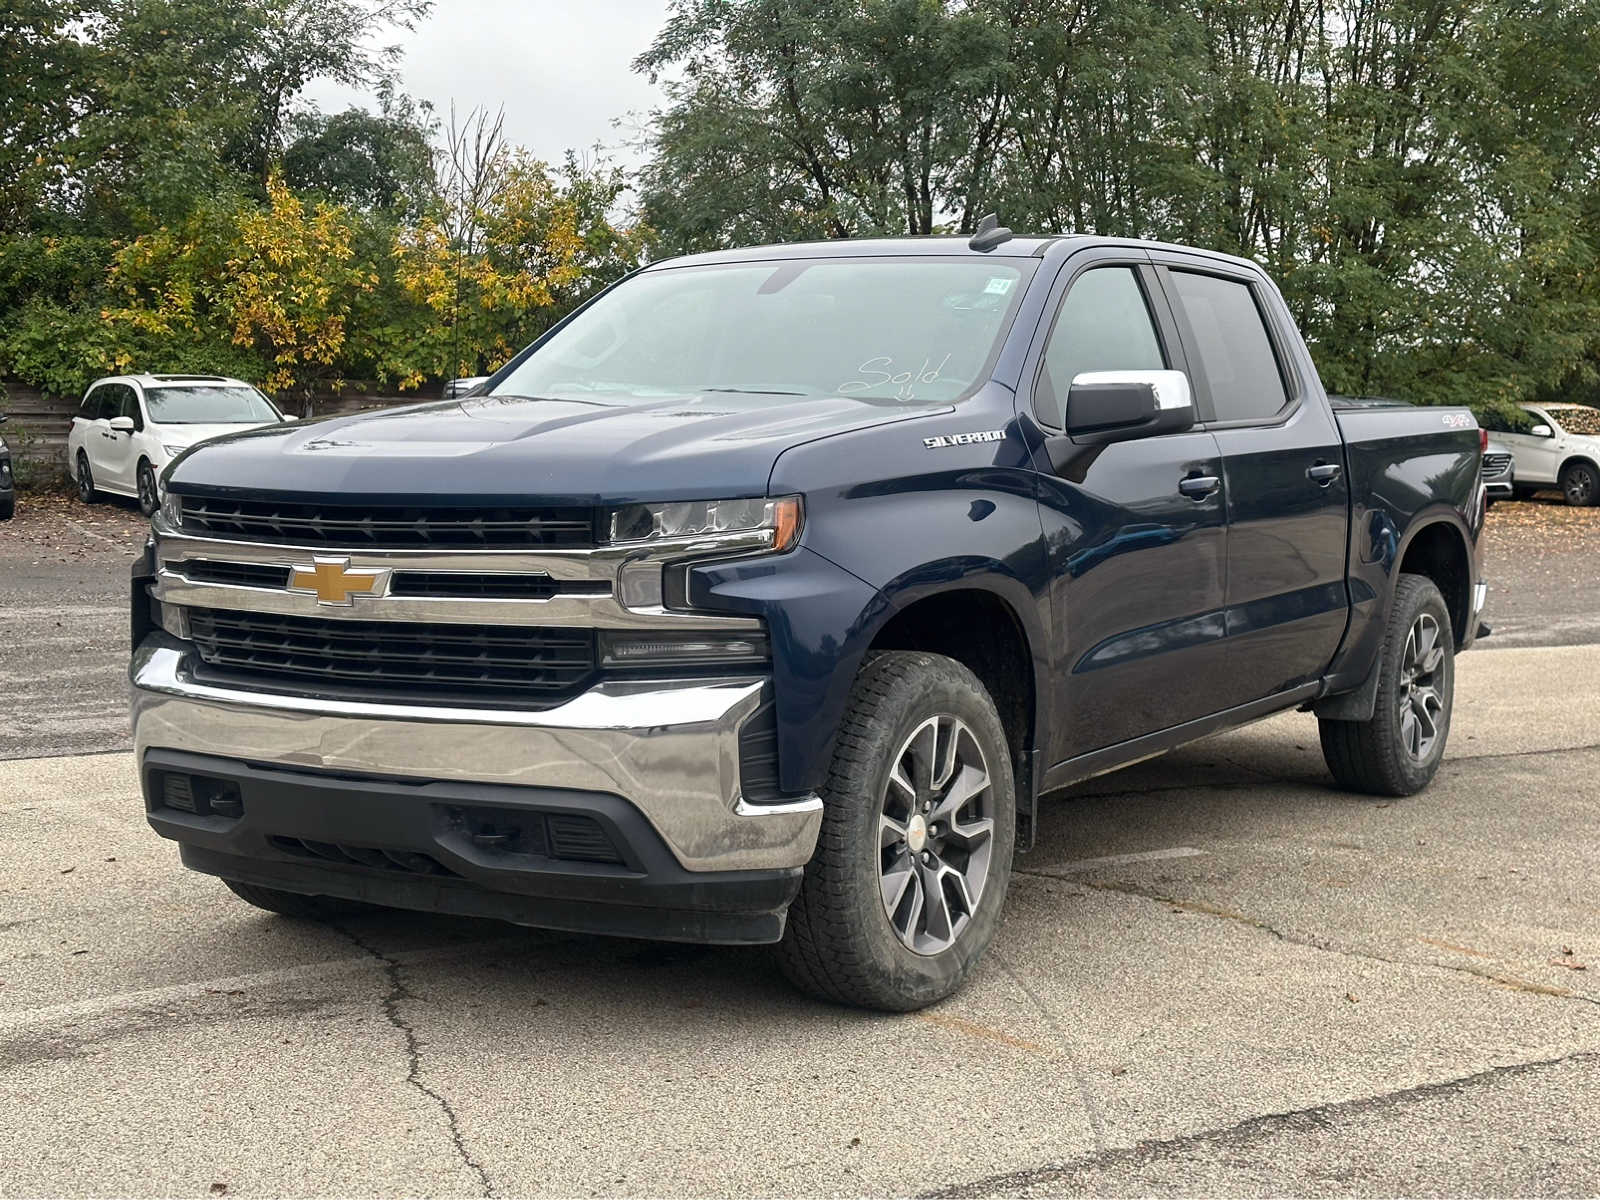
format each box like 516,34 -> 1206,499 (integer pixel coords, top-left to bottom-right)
1480,428 -> 1489,454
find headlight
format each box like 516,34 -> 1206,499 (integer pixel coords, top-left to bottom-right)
607,496 -> 803,550
161,443 -> 188,459
159,489 -> 182,528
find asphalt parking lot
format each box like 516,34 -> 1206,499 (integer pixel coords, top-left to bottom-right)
2,494 -> 1598,1196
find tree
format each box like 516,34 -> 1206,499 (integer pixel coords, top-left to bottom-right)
282,92 -> 437,214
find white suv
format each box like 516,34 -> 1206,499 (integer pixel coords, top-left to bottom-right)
1494,402 -> 1600,507
68,375 -> 291,515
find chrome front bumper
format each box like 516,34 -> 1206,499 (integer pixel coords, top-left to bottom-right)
130,638 -> 821,873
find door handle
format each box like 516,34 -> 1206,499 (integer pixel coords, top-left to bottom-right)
1307,462 -> 1342,486
1178,474 -> 1220,500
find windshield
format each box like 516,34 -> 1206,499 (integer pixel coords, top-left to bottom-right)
145,385 -> 281,425
488,257 -> 1036,406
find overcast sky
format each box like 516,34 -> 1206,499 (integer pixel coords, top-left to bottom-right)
303,0 -> 674,168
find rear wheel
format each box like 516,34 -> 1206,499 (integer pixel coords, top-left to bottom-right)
136,460 -> 159,517
75,451 -> 100,504
0,492 -> 12,521
222,879 -> 372,919
777,651 -> 1016,1011
1320,574 -> 1455,796
1560,460 -> 1599,507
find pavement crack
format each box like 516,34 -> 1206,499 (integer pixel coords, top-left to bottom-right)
1020,873 -> 1599,1009
920,1049 -> 1600,1198
336,924 -> 495,1197
991,952 -> 1106,1155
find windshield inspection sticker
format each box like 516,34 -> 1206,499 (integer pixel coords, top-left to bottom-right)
924,430 -> 1006,449
983,276 -> 1015,295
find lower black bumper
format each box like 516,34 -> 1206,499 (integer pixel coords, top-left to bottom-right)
143,750 -> 802,945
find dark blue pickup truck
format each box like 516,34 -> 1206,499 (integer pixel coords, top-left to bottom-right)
131,229 -> 1486,1010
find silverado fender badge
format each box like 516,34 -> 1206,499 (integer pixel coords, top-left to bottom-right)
923,430 -> 1006,449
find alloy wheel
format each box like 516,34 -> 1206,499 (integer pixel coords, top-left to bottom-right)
878,714 -> 995,955
138,465 -> 158,515
1565,464 -> 1597,506
77,455 -> 94,502
1397,612 -> 1447,762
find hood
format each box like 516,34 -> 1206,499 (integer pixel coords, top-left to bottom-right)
156,420 -> 283,450
167,392 -> 946,505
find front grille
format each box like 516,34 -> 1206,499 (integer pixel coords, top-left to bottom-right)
187,608 -> 597,703
176,496 -> 596,549
269,837 -> 458,876
1481,453 -> 1513,477
168,560 -> 292,589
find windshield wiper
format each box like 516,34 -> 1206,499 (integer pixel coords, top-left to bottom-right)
702,387 -> 807,396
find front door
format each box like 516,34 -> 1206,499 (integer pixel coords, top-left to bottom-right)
1498,408 -> 1561,486
1027,258 -> 1230,764
1157,262 -> 1350,708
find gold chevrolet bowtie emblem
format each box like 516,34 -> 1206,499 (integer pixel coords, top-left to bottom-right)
287,556 -> 388,606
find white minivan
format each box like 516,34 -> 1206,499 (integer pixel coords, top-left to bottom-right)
68,375 -> 291,515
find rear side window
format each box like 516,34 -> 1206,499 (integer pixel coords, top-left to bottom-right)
1168,271 -> 1288,422
1035,267 -> 1166,427
1553,407 -> 1600,437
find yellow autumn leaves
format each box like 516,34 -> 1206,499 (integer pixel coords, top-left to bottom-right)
101,164 -> 608,397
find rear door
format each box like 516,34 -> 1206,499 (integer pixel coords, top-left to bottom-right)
1026,251 -> 1230,762
1156,258 -> 1350,708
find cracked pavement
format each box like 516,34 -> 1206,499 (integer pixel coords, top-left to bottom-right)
2,642 -> 1598,1195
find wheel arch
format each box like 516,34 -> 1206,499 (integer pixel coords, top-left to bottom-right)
1394,516 -> 1473,650
860,578 -> 1044,846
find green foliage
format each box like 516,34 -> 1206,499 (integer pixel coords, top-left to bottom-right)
636,0 -> 1600,421
0,0 -> 645,404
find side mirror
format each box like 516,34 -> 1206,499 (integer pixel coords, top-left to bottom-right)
1064,370 -> 1195,446
108,416 -> 136,433
1530,423 -> 1553,438
0,413 -> 8,424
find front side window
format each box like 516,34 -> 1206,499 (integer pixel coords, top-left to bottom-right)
487,257 -> 1037,407
1168,271 -> 1289,422
144,386 -> 281,425
1035,267 -> 1166,427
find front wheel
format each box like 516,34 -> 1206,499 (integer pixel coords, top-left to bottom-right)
1320,574 -> 1455,796
777,651 -> 1016,1011
136,460 -> 159,517
1560,460 -> 1599,507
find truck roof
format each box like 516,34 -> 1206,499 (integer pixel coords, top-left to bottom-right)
654,234 -> 1268,275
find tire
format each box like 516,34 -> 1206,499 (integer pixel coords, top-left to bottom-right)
1319,574 -> 1455,797
0,493 -> 12,521
76,451 -> 100,504
222,879 -> 372,920
136,460 -> 159,517
777,651 -> 1016,1011
1559,460 -> 1599,507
